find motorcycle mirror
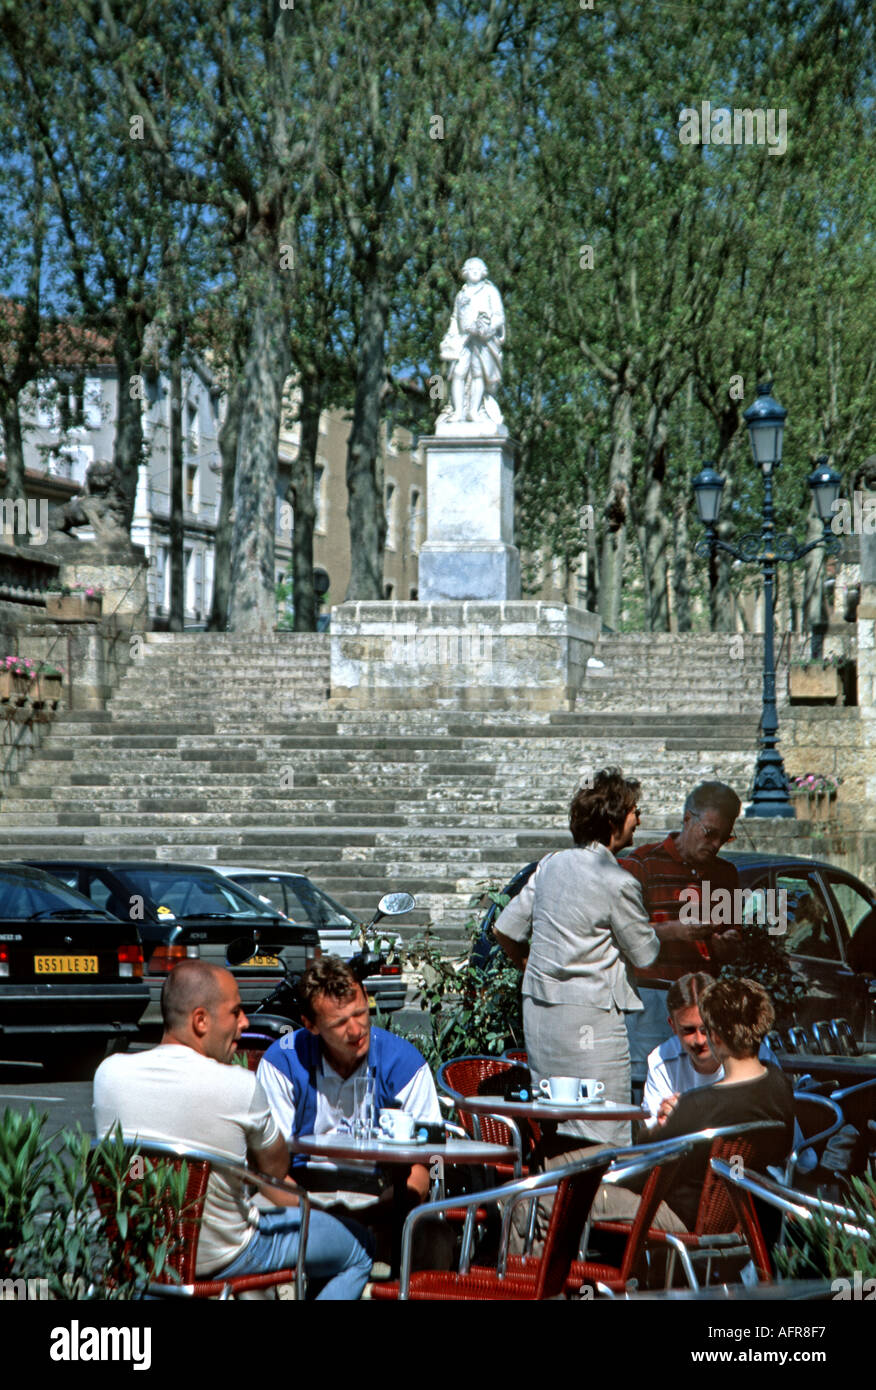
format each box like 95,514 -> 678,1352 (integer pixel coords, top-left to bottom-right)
226,935 -> 258,967
376,892 -> 416,917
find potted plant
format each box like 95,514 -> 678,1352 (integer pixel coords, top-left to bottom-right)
46,582 -> 104,622
788,653 -> 844,704
30,662 -> 64,706
0,655 -> 36,705
789,772 -> 842,822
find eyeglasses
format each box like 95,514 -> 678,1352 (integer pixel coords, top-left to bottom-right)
690,810 -> 736,845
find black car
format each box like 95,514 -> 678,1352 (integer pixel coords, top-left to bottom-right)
26,861 -> 321,1033
474,852 -> 876,1042
215,866 -> 407,1014
0,863 -> 149,1076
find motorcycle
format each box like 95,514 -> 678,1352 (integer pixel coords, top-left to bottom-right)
226,891 -> 416,1067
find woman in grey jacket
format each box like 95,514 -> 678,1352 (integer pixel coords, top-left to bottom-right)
494,768 -> 659,1147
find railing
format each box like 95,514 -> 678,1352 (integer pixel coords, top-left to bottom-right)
0,544 -> 61,605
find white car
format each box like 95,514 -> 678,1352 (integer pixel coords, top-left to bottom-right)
214,866 -> 407,1014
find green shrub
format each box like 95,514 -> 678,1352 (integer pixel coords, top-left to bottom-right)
401,887 -> 524,1071
2,1109 -> 192,1299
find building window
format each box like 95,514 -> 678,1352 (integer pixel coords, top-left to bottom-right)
187,401 -> 200,458
185,464 -> 198,513
153,546 -> 168,613
314,463 -> 326,532
384,581 -> 395,600
409,587 -> 418,600
385,480 -> 397,549
409,487 -> 422,552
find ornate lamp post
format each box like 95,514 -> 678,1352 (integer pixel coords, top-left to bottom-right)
692,383 -> 842,817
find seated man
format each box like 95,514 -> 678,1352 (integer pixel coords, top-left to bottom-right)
642,971 -> 780,1128
93,959 -> 373,1299
595,977 -> 795,1234
257,956 -> 443,1257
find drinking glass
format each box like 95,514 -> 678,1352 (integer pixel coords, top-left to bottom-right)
353,1074 -> 376,1144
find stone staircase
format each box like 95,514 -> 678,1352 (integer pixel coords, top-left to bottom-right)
0,631 -> 773,953
586,632 -> 792,713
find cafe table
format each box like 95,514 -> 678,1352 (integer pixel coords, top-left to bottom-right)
452,1094 -> 647,1125
776,1052 -> 876,1085
289,1131 -> 519,1275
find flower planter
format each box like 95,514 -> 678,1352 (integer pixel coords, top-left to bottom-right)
788,665 -> 841,704
31,675 -> 63,705
0,671 -> 32,705
792,791 -> 838,823
46,594 -> 103,622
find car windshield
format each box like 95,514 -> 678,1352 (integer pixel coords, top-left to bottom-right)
241,875 -> 357,928
287,880 -> 357,928
118,869 -> 277,919
0,867 -> 111,919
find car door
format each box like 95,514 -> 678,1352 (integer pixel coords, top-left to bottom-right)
774,866 -> 865,1034
818,870 -> 876,1043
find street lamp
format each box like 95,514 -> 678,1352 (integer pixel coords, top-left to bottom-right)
692,383 -> 841,818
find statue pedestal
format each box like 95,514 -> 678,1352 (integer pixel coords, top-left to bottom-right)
329,600 -> 599,710
58,547 -> 149,629
417,434 -> 520,602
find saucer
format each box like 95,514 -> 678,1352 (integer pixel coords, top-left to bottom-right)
375,1132 -> 429,1145
535,1095 -> 588,1107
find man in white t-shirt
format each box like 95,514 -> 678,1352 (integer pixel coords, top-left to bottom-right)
93,959 -> 372,1298
643,971 -> 780,1128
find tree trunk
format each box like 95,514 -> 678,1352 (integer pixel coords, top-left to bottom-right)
802,505 -> 828,656
642,439 -> 670,631
208,370 -> 244,631
672,495 -> 692,632
168,337 -> 185,631
227,272 -> 290,635
345,274 -> 388,601
598,389 -> 634,630
287,371 -> 322,632
0,399 -> 27,504
111,309 -> 146,530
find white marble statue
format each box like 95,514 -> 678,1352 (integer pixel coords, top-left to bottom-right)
438,257 -> 505,431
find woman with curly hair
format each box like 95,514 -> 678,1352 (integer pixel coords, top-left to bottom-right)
494,767 -> 658,1149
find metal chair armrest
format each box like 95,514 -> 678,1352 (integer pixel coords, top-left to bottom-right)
482,1112 -> 523,1176
397,1160 -> 610,1299
496,1185 -> 559,1276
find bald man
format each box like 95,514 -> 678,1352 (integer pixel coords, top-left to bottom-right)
93,959 -> 372,1299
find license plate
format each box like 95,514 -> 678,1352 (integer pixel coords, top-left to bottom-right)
240,954 -> 280,968
34,955 -> 98,974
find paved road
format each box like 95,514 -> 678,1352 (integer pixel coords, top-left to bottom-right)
0,1007 -> 431,1136
0,1071 -> 94,1133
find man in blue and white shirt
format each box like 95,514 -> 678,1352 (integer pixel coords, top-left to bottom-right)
257,956 -> 441,1251
643,972 -> 780,1128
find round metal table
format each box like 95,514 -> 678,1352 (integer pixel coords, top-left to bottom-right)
452,1095 -> 647,1124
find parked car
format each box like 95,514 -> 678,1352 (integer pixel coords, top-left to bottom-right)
25,861 -> 320,1033
0,863 -> 149,1076
473,852 -> 876,1042
215,866 -> 407,1015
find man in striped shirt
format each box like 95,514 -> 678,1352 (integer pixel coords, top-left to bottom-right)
620,782 -> 743,1077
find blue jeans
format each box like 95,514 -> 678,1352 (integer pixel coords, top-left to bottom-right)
216,1207 -> 373,1300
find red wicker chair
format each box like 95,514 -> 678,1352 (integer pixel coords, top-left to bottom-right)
437,1056 -> 538,1172
578,1121 -> 787,1291
370,1146 -> 620,1300
91,1139 -> 309,1299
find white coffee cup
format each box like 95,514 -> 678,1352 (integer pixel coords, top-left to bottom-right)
378,1109 -> 415,1141
579,1078 -> 605,1103
538,1075 -> 583,1104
